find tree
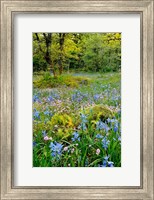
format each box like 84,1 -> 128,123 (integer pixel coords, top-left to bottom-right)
34,33 -> 56,76
58,33 -> 66,74
33,33 -> 121,74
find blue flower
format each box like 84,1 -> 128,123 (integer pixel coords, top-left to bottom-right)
72,94 -> 76,101
93,94 -> 100,101
95,134 -> 103,139
49,142 -> 63,157
107,118 -> 116,123
102,136 -> 110,150
71,131 -> 80,142
96,121 -> 110,132
108,161 -> 114,167
100,156 -> 114,167
47,96 -> 54,102
44,110 -> 50,115
80,113 -> 87,123
33,109 -> 40,119
114,124 -> 118,133
33,95 -> 41,103
78,122 -> 87,131
42,130 -> 46,137
33,141 -> 36,147
118,135 -> 121,141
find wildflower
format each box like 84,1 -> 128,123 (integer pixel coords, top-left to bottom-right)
96,121 -> 110,132
108,161 -> 114,167
44,110 -> 50,115
95,134 -> 103,139
71,148 -> 75,153
42,130 -> 46,137
93,94 -> 100,101
33,95 -> 41,103
118,135 -> 121,141
33,109 -> 40,119
33,141 -> 36,147
78,122 -> 87,131
101,155 -> 114,167
63,146 -> 68,151
114,124 -> 118,133
102,136 -> 110,150
96,149 -> 100,155
71,131 -> 80,142
68,164 -> 70,167
49,142 -> 63,157
47,96 -> 54,102
89,145 -> 92,147
80,113 -> 87,123
107,118 -> 116,123
44,136 -> 49,141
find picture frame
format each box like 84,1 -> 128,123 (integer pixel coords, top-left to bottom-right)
0,0 -> 153,199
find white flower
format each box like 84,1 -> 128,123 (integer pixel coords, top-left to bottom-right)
63,146 -> 68,151
71,148 -> 75,153
96,148 -> 100,155
44,136 -> 49,141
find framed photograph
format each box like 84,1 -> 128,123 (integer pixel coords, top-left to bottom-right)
0,0 -> 153,199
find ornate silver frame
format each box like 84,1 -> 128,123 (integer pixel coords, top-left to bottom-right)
0,1 -> 153,199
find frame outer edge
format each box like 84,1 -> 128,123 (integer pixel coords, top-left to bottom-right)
146,1 -> 154,199
0,0 -> 153,200
1,1 -> 8,199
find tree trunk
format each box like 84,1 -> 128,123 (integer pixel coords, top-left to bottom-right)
59,33 -> 65,75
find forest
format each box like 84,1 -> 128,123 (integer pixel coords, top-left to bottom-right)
33,33 -> 121,167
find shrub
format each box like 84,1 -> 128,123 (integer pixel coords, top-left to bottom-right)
84,104 -> 113,122
48,113 -> 74,140
33,73 -> 90,89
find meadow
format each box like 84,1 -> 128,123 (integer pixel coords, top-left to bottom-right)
33,71 -> 121,167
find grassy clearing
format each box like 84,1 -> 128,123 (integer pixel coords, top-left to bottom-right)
33,71 -> 121,167
33,72 -> 90,88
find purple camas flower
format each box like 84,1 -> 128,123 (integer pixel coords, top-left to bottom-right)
47,96 -> 54,102
101,155 -> 114,167
93,94 -> 100,101
33,141 -> 36,147
49,142 -> 63,157
44,110 -> 50,115
80,113 -> 87,123
95,134 -> 103,139
108,161 -> 114,167
114,124 -> 118,132
42,130 -> 46,137
96,121 -> 110,132
71,131 -> 80,142
102,136 -> 110,150
33,95 -> 41,103
33,109 -> 40,120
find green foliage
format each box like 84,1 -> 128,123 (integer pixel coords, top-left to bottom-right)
33,33 -> 121,73
49,113 -> 74,140
33,55 -> 48,72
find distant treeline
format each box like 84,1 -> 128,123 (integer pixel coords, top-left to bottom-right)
33,33 -> 121,75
